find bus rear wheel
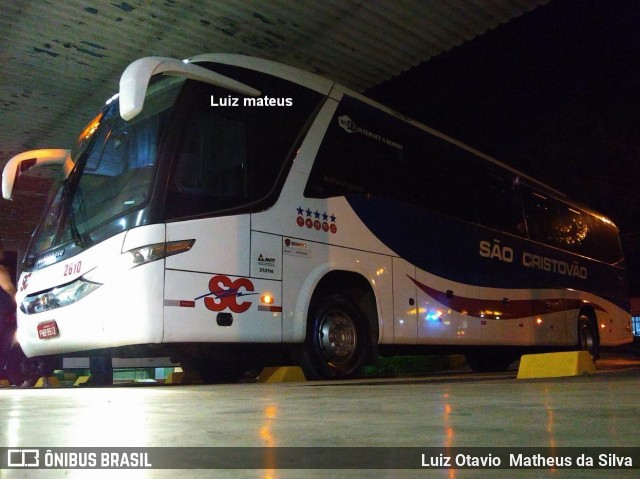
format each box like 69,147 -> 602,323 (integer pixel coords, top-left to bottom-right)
301,292 -> 369,380
578,314 -> 599,361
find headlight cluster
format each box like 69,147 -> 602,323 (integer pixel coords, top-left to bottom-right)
20,239 -> 195,315
20,279 -> 101,315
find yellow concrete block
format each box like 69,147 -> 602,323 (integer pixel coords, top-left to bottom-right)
34,376 -> 61,388
164,371 -> 184,384
257,366 -> 306,383
0,379 -> 11,388
73,376 -> 91,387
517,351 -> 596,379
164,370 -> 204,384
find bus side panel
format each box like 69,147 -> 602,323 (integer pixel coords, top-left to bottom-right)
415,269 -> 483,345
250,231 -> 283,280
392,258 -> 417,344
163,215 -> 282,343
165,215 -> 251,277
163,269 -> 282,343
597,304 -> 633,346
567,291 -> 632,347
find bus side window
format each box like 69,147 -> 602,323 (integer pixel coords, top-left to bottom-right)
408,142 -> 478,223
579,209 -> 624,264
476,173 -> 524,236
167,106 -> 248,217
553,202 -> 589,252
521,187 -> 562,246
304,123 -> 402,199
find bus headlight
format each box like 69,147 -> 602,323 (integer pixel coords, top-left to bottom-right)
20,278 -> 102,315
20,240 -> 194,314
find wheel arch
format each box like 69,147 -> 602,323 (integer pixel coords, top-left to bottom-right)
300,268 -> 380,365
315,270 -> 378,332
578,305 -> 600,338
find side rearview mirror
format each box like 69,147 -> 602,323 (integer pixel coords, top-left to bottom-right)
2,148 -> 71,200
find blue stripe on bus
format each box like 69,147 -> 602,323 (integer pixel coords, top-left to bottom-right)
346,195 -> 628,307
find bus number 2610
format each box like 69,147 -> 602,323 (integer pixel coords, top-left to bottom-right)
63,261 -> 82,277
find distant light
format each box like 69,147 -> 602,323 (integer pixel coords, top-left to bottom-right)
77,111 -> 103,142
425,310 -> 444,322
182,58 -> 190,64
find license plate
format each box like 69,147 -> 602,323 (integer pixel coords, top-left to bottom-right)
37,320 -> 60,339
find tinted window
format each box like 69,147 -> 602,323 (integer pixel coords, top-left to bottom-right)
558,203 -> 623,264
410,138 -> 478,222
305,96 -> 478,222
521,188 -> 561,245
166,66 -> 322,219
476,173 -> 525,236
307,96 -> 623,265
30,77 -> 183,255
303,103 -> 408,200
522,185 -> 623,264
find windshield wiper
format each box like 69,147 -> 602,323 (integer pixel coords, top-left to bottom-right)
60,149 -> 91,248
61,177 -> 86,248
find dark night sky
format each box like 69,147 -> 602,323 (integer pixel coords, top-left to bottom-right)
367,0 -> 640,293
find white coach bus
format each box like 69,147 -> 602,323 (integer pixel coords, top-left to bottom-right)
2,55 -> 632,380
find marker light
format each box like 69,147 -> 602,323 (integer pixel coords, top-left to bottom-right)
261,293 -> 274,305
78,112 -> 103,142
128,239 -> 195,267
84,239 -> 195,284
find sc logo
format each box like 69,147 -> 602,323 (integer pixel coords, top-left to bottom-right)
204,275 -> 256,313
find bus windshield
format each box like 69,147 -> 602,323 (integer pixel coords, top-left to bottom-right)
26,62 -> 325,268
29,76 -> 185,257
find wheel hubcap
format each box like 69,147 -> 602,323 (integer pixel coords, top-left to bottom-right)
318,310 -> 357,365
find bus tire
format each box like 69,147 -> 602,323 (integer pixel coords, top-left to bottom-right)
578,313 -> 600,361
301,292 -> 369,380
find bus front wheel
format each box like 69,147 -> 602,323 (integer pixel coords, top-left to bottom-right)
301,292 -> 369,380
